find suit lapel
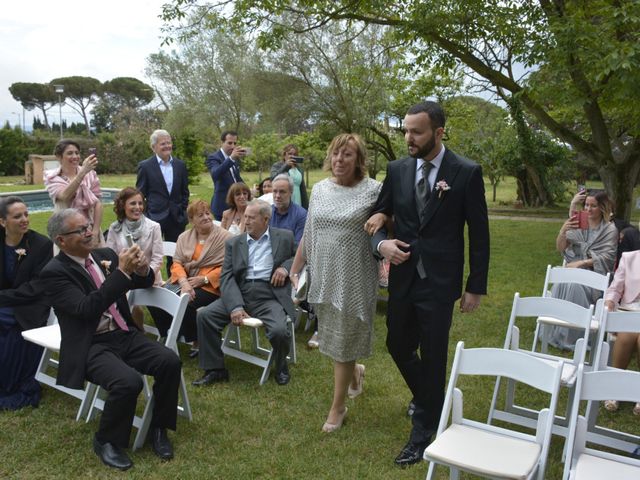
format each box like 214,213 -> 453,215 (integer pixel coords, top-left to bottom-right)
149,156 -> 170,197
270,229 -> 281,267
402,157 -> 420,219
59,251 -> 94,287
237,235 -> 249,271
421,149 -> 461,229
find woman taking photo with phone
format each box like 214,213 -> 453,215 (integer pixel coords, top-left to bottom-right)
549,189 -> 618,349
45,139 -> 103,246
270,144 -> 309,209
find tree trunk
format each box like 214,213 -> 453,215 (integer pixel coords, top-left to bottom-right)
599,155 -> 640,222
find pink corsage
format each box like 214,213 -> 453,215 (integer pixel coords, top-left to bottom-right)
15,248 -> 27,261
100,260 -> 112,274
435,180 -> 451,198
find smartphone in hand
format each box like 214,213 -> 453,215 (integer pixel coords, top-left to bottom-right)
577,211 -> 589,230
125,233 -> 135,247
292,156 -> 304,163
88,147 -> 97,156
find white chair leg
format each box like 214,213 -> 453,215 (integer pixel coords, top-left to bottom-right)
132,395 -> 155,451
177,372 -> 192,420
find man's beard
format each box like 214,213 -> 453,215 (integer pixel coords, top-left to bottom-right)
408,133 -> 436,160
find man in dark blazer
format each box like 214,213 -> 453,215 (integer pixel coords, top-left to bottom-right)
369,101 -> 490,466
40,209 -> 182,471
194,200 -> 296,386
205,130 -> 247,220
136,129 -> 189,275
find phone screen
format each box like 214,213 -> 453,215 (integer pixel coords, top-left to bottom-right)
578,211 -> 589,230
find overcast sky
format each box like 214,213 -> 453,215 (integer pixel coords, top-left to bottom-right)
0,0 -> 170,129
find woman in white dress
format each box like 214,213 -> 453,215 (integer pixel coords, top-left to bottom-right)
290,133 -> 381,433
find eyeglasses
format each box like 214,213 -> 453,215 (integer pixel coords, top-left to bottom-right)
59,223 -> 93,236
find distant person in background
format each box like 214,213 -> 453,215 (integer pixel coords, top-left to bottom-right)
221,182 -> 252,236
164,200 -> 232,355
257,178 -> 274,205
0,196 -> 52,410
550,189 -> 617,349
206,131 -> 249,220
136,129 -> 189,277
106,187 -> 164,329
45,139 -> 103,246
616,226 -> 640,268
270,174 -> 307,246
603,247 -> 640,415
270,144 -> 309,209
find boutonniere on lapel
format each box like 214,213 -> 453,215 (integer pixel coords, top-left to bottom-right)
435,180 -> 451,198
15,248 -> 27,262
100,260 -> 112,275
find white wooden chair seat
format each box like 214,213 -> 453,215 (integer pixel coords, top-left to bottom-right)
573,454 -> 640,479
536,315 -> 600,331
425,423 -> 541,479
21,319 -> 96,421
222,316 -> 296,385
527,352 -> 578,386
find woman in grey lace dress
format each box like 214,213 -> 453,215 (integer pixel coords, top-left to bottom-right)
290,133 -> 381,433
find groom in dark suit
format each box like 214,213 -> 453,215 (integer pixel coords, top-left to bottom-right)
41,209 -> 182,471
369,101 -> 490,466
136,129 -> 189,275
193,200 -> 296,386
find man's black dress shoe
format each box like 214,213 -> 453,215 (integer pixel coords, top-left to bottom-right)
274,365 -> 290,385
150,428 -> 174,460
394,440 -> 429,467
192,369 -> 229,386
93,437 -> 133,471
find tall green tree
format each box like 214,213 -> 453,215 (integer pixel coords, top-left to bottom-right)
92,77 -> 155,132
50,76 -> 102,135
161,0 -> 640,219
8,82 -> 56,130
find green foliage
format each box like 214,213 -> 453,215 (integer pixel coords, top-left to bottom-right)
50,76 -> 101,134
157,0 -> 640,219
173,130 -> 204,185
93,78 -> 155,132
0,125 -> 28,175
8,82 -> 56,129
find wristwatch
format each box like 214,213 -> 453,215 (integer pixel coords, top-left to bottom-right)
203,276 -> 209,285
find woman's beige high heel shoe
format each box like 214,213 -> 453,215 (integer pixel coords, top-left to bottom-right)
322,407 -> 348,433
348,364 -> 365,399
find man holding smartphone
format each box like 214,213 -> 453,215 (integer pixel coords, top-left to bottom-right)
206,131 -> 248,220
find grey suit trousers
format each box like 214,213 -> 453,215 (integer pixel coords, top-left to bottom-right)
196,280 -> 291,372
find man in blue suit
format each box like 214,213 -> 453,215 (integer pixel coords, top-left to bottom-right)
205,130 -> 247,220
136,129 -> 189,275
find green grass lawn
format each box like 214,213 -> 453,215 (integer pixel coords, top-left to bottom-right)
0,175 -> 639,479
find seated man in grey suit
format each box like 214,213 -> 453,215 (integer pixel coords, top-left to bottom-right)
193,200 -> 296,386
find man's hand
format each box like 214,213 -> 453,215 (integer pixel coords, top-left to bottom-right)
460,292 -> 482,313
271,267 -> 288,287
118,244 -> 143,275
379,239 -> 411,265
364,212 -> 388,236
230,146 -> 245,161
230,308 -> 249,326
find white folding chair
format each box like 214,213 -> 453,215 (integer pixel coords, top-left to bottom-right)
488,293 -> 596,437
222,316 -> 296,385
21,309 -> 97,421
582,308 -> 640,452
424,341 -> 564,480
86,287 -> 192,451
161,241 -> 176,257
563,365 -> 640,480
533,265 -> 609,354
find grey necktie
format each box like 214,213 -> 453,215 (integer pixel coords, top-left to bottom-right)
415,161 -> 434,221
415,161 -> 433,280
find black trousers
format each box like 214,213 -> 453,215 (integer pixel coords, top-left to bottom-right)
386,274 -> 454,444
85,329 -> 182,448
156,215 -> 186,277
151,288 -> 219,342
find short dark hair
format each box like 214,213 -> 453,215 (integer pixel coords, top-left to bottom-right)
406,101 -> 446,129
113,187 -> 144,222
54,139 -> 81,157
0,196 -> 25,219
221,130 -> 238,142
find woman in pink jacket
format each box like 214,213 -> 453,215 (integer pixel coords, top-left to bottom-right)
603,249 -> 640,414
